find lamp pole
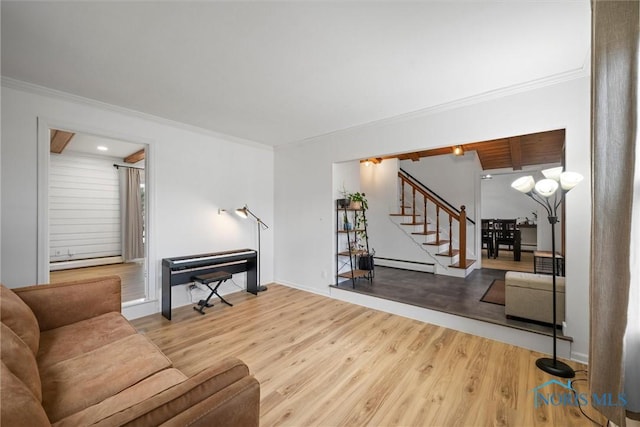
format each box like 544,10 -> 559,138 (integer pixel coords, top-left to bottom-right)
236,205 -> 269,292
511,167 -> 583,378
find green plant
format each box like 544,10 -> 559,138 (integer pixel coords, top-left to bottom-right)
348,192 -> 368,210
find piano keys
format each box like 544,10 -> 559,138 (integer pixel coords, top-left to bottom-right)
162,248 -> 258,320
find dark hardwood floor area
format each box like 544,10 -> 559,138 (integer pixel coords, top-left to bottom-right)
333,263 -> 567,340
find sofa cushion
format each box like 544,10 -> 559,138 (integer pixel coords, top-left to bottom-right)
52,368 -> 188,427
38,312 -> 137,369
1,322 -> 42,401
40,334 -> 173,423
12,276 -> 121,332
93,357 -> 252,427
0,284 -> 40,354
0,361 -> 51,427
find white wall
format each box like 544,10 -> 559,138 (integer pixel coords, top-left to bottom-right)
361,158 -> 435,265
274,76 -> 591,361
400,153 -> 481,255
1,82 -> 274,318
49,152 -> 121,263
401,154 -> 481,221
482,172 -> 540,220
481,170 -> 560,251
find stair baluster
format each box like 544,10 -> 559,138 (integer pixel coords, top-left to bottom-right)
393,171 -> 474,275
436,205 -> 440,245
423,197 -> 428,234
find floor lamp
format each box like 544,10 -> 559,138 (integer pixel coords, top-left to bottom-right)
511,167 -> 583,378
236,205 -> 269,292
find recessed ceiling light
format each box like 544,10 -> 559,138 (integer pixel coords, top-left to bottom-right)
97,146 -> 108,151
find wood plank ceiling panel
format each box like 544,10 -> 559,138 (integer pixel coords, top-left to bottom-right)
124,149 -> 145,164
50,129 -> 75,154
376,129 -> 565,171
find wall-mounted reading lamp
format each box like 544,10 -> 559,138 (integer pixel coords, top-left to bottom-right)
236,205 -> 269,292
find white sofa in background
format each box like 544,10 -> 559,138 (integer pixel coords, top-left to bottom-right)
505,271 -> 565,325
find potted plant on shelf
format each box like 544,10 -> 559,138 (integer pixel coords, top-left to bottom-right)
348,192 -> 368,210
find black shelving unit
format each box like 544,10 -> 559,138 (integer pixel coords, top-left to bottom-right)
335,200 -> 373,288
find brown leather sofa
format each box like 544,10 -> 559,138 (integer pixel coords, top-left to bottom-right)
1,276 -> 260,426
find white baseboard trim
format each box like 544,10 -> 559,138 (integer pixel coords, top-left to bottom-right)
374,257 -> 436,273
275,279 -> 331,297
122,299 -> 159,320
570,351 -> 589,364
50,256 -> 124,271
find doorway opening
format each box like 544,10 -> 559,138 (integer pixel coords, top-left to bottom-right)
45,129 -> 148,303
331,128 -> 567,337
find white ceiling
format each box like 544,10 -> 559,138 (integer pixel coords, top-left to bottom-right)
64,132 -> 145,162
1,1 -> 591,147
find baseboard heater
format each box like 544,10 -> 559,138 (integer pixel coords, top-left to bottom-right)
50,256 -> 123,271
373,257 -> 436,274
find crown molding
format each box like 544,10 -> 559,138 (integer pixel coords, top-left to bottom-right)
1,76 -> 273,152
276,65 -> 590,151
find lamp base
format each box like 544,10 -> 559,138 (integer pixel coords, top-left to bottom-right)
536,357 -> 576,378
257,285 -> 268,292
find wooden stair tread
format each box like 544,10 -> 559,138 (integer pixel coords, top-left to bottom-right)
337,229 -> 366,233
400,222 -> 425,226
337,250 -> 368,256
437,249 -> 460,257
423,240 -> 450,246
411,231 -> 437,235
449,259 -> 476,269
338,270 -> 370,279
389,213 -> 421,217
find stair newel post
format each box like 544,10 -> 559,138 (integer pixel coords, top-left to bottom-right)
459,206 -> 467,268
436,205 -> 440,245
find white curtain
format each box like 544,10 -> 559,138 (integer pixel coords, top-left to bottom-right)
627,120 -> 640,420
119,167 -> 144,262
590,1 -> 639,424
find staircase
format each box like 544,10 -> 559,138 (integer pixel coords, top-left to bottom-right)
390,169 -> 476,278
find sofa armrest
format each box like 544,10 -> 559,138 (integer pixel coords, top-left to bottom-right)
94,358 -> 260,427
161,375 -> 260,427
14,276 -> 121,331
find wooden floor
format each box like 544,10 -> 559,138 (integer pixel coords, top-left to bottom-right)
49,262 -> 145,302
481,249 -> 535,273
132,285 -> 604,427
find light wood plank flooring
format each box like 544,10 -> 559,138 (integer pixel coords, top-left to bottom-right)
49,262 -> 145,302
482,249 -> 535,273
132,285 -> 604,427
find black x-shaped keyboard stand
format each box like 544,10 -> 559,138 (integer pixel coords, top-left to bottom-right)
191,271 -> 233,314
